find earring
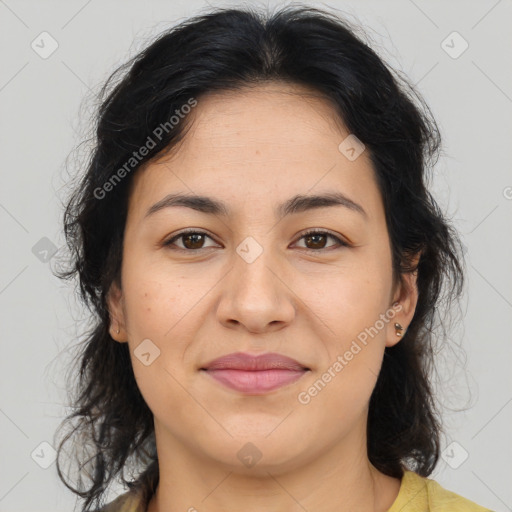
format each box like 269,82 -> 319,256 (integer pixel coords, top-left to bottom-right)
111,319 -> 120,335
394,323 -> 404,336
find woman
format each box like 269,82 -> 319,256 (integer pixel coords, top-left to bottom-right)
54,5 -> 493,512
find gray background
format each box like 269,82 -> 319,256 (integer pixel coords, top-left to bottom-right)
1,0 -> 511,511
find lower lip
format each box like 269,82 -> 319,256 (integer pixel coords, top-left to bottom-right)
202,368 -> 308,394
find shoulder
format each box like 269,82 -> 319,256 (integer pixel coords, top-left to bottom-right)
93,487 -> 146,512
388,470 -> 494,512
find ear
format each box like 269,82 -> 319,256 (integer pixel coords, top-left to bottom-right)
106,280 -> 128,343
386,253 -> 420,348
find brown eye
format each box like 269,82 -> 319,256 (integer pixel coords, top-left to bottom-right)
181,233 -> 206,249
164,229 -> 348,254
164,230 -> 218,251
304,233 -> 328,249
295,230 -> 348,253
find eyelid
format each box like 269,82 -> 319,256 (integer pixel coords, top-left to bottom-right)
294,228 -> 349,250
163,228 -> 349,252
163,228 -> 220,250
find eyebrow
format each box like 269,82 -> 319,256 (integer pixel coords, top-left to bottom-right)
145,191 -> 367,220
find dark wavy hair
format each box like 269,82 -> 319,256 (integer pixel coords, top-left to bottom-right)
54,4 -> 465,511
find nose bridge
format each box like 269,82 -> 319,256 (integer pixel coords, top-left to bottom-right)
216,232 -> 296,331
232,234 -> 281,298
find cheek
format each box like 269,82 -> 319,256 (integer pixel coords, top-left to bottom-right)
301,261 -> 391,340
121,256 -> 185,339
122,280 -> 192,419
296,327 -> 385,432
121,245 -> 221,339
297,256 -> 391,401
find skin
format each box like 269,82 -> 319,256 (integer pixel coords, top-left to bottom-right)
107,82 -> 420,512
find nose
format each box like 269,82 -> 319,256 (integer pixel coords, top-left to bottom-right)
216,245 -> 296,334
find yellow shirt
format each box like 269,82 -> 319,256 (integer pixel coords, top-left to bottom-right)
387,470 -> 493,511
99,470 -> 494,511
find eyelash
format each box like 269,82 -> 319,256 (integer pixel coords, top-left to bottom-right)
163,228 -> 349,254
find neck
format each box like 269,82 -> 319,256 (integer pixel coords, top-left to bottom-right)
146,422 -> 401,512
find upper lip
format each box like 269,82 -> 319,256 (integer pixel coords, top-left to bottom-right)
201,352 -> 310,371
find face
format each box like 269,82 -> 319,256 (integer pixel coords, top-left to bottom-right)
107,82 -> 418,475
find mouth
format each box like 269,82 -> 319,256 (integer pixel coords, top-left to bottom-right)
201,368 -> 310,394
200,352 -> 310,394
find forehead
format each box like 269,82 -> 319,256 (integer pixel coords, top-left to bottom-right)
180,81 -> 347,150
128,82 -> 382,223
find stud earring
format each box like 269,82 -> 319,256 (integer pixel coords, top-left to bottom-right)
111,319 -> 120,335
394,323 -> 404,336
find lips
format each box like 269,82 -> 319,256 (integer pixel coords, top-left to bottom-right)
200,352 -> 310,394
201,352 -> 309,371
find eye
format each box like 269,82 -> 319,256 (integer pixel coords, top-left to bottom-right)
163,228 -> 349,253
294,229 -> 349,253
163,229 -> 219,251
